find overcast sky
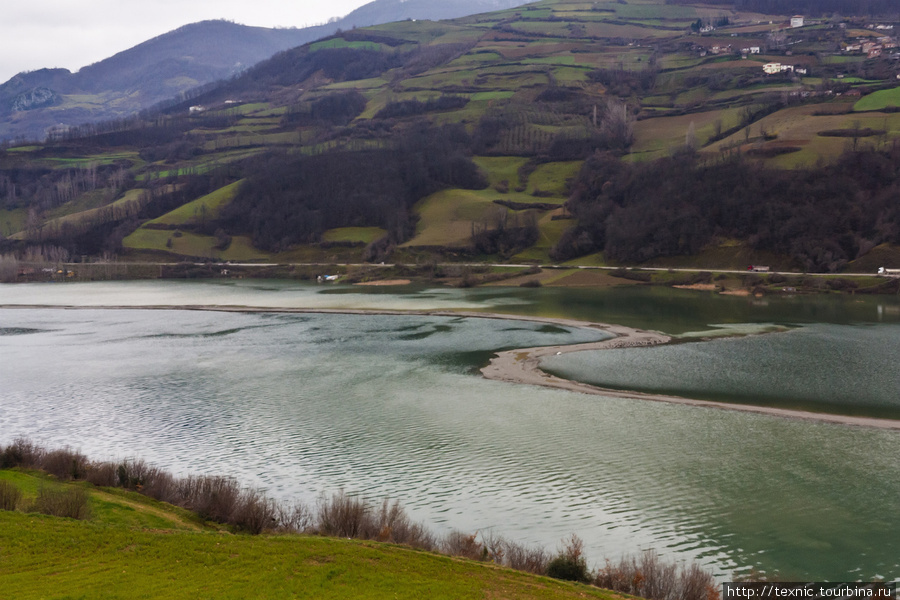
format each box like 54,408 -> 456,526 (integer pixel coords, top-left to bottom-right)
1,0 -> 373,83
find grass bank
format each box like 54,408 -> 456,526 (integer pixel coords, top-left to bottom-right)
0,508 -> 626,600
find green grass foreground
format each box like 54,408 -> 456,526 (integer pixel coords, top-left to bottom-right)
0,512 -> 624,600
0,472 -> 622,600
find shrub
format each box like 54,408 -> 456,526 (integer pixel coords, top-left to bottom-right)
373,499 -> 436,550
276,502 -> 314,534
595,550 -> 719,600
0,480 -> 22,511
85,461 -> 118,487
233,489 -> 277,534
316,490 -> 376,539
1,438 -> 44,469
547,535 -> 590,583
442,530 -> 486,561
503,539 -> 549,575
42,448 -> 88,480
30,486 -> 91,520
192,476 -> 242,524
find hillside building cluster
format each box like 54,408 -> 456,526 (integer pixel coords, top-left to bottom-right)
693,13 -> 900,79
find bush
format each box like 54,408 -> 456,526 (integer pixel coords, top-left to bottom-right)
85,461 -> 118,487
192,476 -> 242,524
42,448 -> 88,480
0,480 -> 22,511
316,490 -> 376,539
503,539 -> 549,575
1,438 -> 44,469
547,534 -> 590,583
233,489 -> 277,534
373,499 -> 436,550
443,530 -> 486,561
30,486 -> 91,520
595,550 -> 719,600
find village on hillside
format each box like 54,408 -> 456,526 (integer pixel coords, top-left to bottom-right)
688,12 -> 900,91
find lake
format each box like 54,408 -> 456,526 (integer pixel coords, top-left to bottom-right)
1,280 -> 899,581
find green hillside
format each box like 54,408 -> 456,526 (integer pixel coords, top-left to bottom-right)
3,0 -> 900,273
0,470 -> 623,600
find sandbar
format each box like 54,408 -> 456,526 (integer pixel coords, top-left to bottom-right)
4,302 -> 900,430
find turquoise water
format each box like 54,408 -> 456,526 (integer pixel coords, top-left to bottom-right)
1,280 -> 899,581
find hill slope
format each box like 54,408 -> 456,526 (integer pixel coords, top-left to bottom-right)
3,0 -> 900,273
0,470 -> 622,600
0,0 -> 533,143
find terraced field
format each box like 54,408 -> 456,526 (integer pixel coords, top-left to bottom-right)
4,0 -> 900,269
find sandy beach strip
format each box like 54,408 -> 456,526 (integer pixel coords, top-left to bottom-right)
4,302 -> 900,430
480,324 -> 900,431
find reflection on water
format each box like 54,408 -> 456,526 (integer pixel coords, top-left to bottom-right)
1,281 -> 900,581
4,279 -> 900,334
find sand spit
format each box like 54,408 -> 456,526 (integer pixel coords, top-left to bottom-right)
353,279 -> 412,286
4,303 -> 900,430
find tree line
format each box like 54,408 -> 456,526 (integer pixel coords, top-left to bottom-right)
553,147 -> 900,271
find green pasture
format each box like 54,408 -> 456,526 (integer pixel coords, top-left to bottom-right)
0,470 -> 620,600
321,227 -> 387,244
0,510 -> 617,600
148,180 -> 244,227
123,228 -> 269,261
202,131 -> 302,151
513,212 -> 573,262
528,161 -> 582,196
854,87 -> 900,112
0,208 -> 28,236
632,107 -> 743,157
46,189 -> 114,220
582,22 -> 677,39
309,38 -> 383,52
473,156 -> 529,189
404,189 -> 510,247
822,55 -> 867,64
321,77 -> 389,91
367,20 -> 472,44
405,180 -> 567,248
36,151 -> 140,170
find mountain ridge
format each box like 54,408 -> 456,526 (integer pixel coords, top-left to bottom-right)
0,0 -> 532,142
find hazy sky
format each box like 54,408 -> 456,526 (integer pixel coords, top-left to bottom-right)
1,0 -> 373,83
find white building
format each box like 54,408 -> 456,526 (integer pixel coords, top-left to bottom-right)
791,15 -> 804,28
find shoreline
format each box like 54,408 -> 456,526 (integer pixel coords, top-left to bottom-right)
4,302 -> 900,431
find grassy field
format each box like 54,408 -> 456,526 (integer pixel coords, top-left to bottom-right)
854,86 -> 900,112
702,105 -> 899,166
528,161 -> 582,196
123,229 -> 269,261
148,180 -> 244,227
0,207 -> 26,237
321,227 -> 387,244
404,189 -> 505,247
0,470 -> 623,600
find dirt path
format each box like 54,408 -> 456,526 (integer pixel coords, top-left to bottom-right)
92,490 -> 203,531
